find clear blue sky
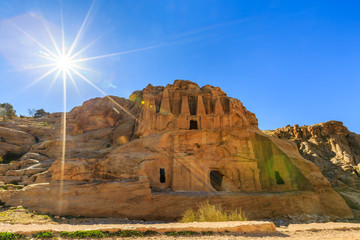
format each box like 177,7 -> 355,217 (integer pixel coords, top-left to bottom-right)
0,0 -> 359,133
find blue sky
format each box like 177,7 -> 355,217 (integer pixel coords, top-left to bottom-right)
0,0 -> 359,133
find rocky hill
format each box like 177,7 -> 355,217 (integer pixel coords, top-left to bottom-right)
0,80 -> 356,220
264,121 -> 360,217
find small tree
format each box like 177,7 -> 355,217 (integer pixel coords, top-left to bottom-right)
33,109 -> 50,118
0,103 -> 16,121
0,107 -> 5,121
28,108 -> 36,117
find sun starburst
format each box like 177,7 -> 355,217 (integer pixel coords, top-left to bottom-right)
12,0 -> 140,120
55,55 -> 72,71
12,0 -> 143,215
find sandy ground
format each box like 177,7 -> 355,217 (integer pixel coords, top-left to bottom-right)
0,208 -> 359,239
0,222 -> 359,239
113,230 -> 360,240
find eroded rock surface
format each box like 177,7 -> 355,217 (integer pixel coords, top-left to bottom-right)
265,121 -> 360,217
0,80 -> 356,220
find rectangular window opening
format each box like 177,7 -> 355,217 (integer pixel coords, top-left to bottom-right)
160,168 -> 166,183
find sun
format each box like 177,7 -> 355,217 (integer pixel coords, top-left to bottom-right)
56,55 -> 72,71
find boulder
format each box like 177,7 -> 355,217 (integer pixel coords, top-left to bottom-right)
0,127 -> 35,146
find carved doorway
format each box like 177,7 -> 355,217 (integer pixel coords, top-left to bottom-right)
189,120 -> 198,129
210,170 -> 223,191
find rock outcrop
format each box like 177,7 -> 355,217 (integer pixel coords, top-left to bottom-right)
265,121 -> 360,217
0,80 -> 355,220
0,126 -> 36,170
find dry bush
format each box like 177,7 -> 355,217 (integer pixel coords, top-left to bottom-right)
179,201 -> 247,223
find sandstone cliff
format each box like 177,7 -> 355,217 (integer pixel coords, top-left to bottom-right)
264,121 -> 360,217
0,80 -> 355,220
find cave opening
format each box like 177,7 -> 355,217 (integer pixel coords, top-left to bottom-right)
210,170 -> 223,191
275,171 -> 285,184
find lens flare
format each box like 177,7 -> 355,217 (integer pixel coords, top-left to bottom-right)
8,0 -> 188,214
8,0 -> 139,214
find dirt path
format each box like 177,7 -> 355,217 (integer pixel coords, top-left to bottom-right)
123,230 -> 360,240
0,222 -> 359,239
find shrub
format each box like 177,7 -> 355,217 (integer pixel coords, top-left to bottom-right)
114,230 -> 143,237
32,109 -> 50,118
0,184 -> 24,190
40,121 -> 50,127
143,230 -> 158,236
165,232 -> 178,236
60,230 -> 104,238
60,230 -> 158,238
0,232 -> 24,240
32,231 -> 54,239
179,201 -> 247,222
202,231 -> 215,235
178,231 -> 198,236
0,103 -> 16,121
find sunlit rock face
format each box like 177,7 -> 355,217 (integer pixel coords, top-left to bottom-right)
133,80 -> 258,138
265,121 -> 360,217
0,80 -> 355,220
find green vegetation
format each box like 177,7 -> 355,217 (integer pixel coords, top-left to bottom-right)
0,232 -> 24,240
142,230 -> 158,236
0,103 -> 16,121
201,231 -> 215,235
165,231 -> 199,236
0,230 -> 220,239
60,230 -> 150,238
28,109 -> 50,118
0,207 -> 52,224
60,230 -> 105,238
39,121 -> 50,127
180,200 -> 247,223
0,184 -> 24,191
32,232 -> 54,239
113,230 -> 143,237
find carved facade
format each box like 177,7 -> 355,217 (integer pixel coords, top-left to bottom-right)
135,80 -> 258,137
132,81 -> 308,193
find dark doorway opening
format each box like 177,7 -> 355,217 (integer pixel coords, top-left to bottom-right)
35,137 -> 39,143
210,170 -> 223,191
189,120 -> 198,130
275,171 -> 285,184
160,168 -> 166,183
